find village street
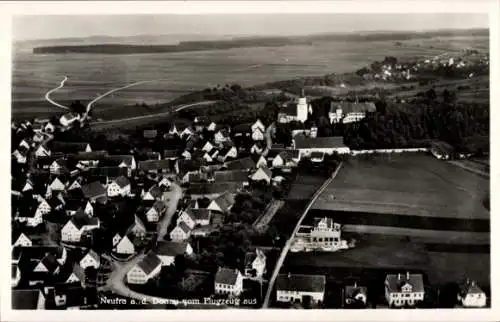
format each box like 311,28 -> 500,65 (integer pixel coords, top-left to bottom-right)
157,181 -> 183,241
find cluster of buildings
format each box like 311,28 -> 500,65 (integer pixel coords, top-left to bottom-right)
272,271 -> 487,309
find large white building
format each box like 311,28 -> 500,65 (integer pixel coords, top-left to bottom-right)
276,273 -> 326,305
293,217 -> 347,252
278,89 -> 311,123
329,101 -> 376,124
384,272 -> 425,308
293,136 -> 350,157
126,252 -> 162,285
214,267 -> 244,297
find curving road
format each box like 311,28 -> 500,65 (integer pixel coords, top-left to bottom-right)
44,76 -> 69,110
157,182 -> 183,241
262,162 -> 344,308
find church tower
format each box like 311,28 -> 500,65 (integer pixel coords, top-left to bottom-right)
296,88 -> 309,122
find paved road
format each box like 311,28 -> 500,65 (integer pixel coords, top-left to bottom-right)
44,76 -> 69,110
262,162 -> 344,308
157,182 -> 183,241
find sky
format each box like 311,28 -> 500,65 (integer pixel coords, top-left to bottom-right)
12,14 -> 488,41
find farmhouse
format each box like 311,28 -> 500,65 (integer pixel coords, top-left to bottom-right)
457,279 -> 487,308
384,272 -> 424,308
126,252 -> 162,284
207,192 -> 235,213
170,222 -> 192,242
79,249 -> 100,269
276,273 -> 326,304
244,248 -> 266,279
214,267 -> 244,297
61,211 -> 100,243
154,241 -> 193,266
177,208 -> 211,229
250,167 -> 273,184
145,200 -> 166,223
293,136 -> 350,157
114,233 -> 136,255
328,101 -> 377,124
107,176 -> 131,197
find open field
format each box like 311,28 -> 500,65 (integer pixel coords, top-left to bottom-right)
287,174 -> 328,200
313,154 -> 489,221
283,233 -> 490,287
12,34 -> 488,117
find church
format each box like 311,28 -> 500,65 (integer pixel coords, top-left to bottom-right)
277,89 -> 311,124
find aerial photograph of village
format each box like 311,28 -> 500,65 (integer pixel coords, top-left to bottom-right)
9,11 -> 490,311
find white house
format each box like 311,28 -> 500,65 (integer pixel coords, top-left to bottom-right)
244,248 -> 266,279
309,217 -> 342,250
276,273 -> 326,304
35,145 -> 51,158
271,151 -> 297,168
19,139 -> 31,150
79,249 -> 100,269
170,222 -> 191,242
154,241 -> 193,266
457,280 -> 487,308
13,232 -> 33,247
142,186 -> 163,201
328,101 -> 376,124
177,208 -> 211,229
384,272 -> 425,308
214,129 -> 230,144
146,200 -> 166,223
114,234 -> 135,255
250,167 -> 273,184
202,141 -> 215,153
126,252 -> 162,284
107,176 -> 131,197
207,122 -> 217,132
49,177 -> 66,192
214,267 -> 244,297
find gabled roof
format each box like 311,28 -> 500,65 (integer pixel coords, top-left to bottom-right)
65,198 -> 87,212
12,289 -> 42,309
113,175 -> 131,188
211,191 -> 235,212
51,141 -> 90,154
385,273 -> 424,293
40,253 -> 59,273
151,200 -> 166,213
177,221 -> 191,234
146,185 -> 163,199
294,136 -> 347,150
155,241 -> 190,257
90,166 -> 128,179
81,182 -> 106,199
245,249 -> 266,268
252,166 -> 272,179
177,159 -> 204,176
70,210 -> 99,230
104,155 -> 135,167
58,263 -> 85,283
329,101 -> 376,114
189,182 -> 241,196
459,280 -> 484,296
276,274 -> 326,293
82,249 -> 100,263
214,170 -> 249,182
184,208 -> 211,222
223,157 -> 256,170
215,267 -> 240,285
139,159 -> 175,171
137,252 -> 162,275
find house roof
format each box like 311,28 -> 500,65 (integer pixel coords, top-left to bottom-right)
146,185 -> 163,199
81,182 -> 106,199
211,191 -> 235,212
253,166 -> 272,179
294,136 -> 347,150
177,159 -> 204,176
40,253 -> 60,273
71,151 -> 109,160
58,263 -> 85,283
215,267 -> 240,285
65,198 -> 87,211
214,170 -> 249,182
184,208 -> 211,221
329,101 -> 376,114
12,289 -> 42,309
232,123 -> 252,134
155,241 -> 190,257
189,183 -> 241,196
310,151 -> 325,159
223,157 -> 256,170
90,166 -> 128,179
459,280 -> 484,296
82,249 -> 100,263
245,249 -> 266,268
70,211 -> 99,230
282,102 -> 298,116
177,221 -> 192,234
385,273 -> 424,293
276,274 -> 326,293
114,176 -> 130,188
345,285 -> 368,299
137,252 -> 162,275
139,159 -> 175,171
51,141 -> 90,154
151,200 -> 166,213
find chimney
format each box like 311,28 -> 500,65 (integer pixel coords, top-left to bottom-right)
406,271 -> 410,280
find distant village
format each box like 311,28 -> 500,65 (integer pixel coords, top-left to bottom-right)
11,49 -> 489,310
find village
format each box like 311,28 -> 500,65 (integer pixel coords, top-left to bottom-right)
10,70 -> 489,311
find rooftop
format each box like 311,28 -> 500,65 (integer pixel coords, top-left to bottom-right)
276,274 -> 326,293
